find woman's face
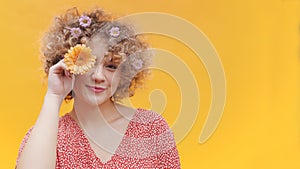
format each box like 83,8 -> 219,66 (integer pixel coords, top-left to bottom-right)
72,37 -> 121,105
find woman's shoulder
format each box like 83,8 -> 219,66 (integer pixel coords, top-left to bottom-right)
134,108 -> 169,126
58,113 -> 74,127
114,104 -> 171,130
57,113 -> 82,138
117,108 -> 178,161
127,108 -> 173,138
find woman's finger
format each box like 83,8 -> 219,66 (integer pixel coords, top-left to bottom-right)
64,69 -> 71,78
49,59 -> 67,74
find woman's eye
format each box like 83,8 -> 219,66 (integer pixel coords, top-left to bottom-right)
106,64 -> 118,70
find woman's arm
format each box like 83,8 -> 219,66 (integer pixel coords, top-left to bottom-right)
16,60 -> 74,169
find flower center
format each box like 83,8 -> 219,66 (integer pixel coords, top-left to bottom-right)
76,51 -> 89,66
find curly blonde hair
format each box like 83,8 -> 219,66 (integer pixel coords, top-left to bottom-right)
40,7 -> 152,102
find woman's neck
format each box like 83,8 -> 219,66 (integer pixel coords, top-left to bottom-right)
72,97 -> 121,124
70,97 -> 134,154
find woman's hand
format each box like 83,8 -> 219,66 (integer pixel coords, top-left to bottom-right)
46,59 -> 75,100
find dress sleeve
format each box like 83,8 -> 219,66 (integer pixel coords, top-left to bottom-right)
154,114 -> 181,169
16,127 -> 33,166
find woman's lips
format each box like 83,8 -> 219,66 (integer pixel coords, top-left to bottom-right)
86,85 -> 106,93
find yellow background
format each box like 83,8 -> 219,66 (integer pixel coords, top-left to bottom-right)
1,0 -> 299,168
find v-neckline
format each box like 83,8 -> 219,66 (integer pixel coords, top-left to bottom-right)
66,108 -> 140,165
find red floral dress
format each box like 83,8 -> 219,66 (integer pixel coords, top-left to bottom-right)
17,108 -> 181,168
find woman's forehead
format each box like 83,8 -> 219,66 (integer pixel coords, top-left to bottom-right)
88,37 -> 109,58
86,33 -> 126,64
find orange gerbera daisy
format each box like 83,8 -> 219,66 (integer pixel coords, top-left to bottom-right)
64,44 -> 96,75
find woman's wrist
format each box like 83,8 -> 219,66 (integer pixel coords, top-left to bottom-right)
44,92 -> 65,105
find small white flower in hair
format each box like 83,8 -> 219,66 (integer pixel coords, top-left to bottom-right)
70,27 -> 82,38
109,26 -> 120,38
79,15 -> 92,27
132,59 -> 143,70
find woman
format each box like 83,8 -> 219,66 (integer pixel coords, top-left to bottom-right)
16,7 -> 181,169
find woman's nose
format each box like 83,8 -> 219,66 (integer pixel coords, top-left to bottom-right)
91,65 -> 105,83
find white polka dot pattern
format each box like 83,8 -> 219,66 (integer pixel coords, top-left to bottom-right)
16,108 -> 181,168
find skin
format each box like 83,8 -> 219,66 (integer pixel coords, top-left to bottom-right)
70,37 -> 136,162
16,36 -> 136,168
